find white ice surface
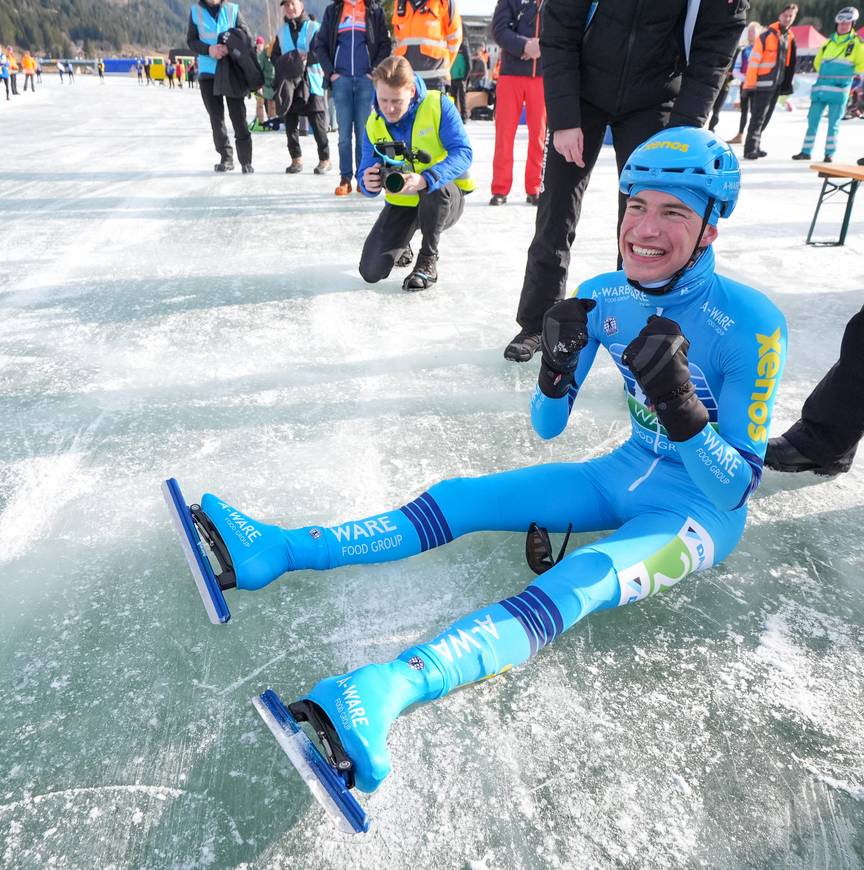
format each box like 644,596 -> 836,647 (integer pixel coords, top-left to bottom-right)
1,76 -> 863,869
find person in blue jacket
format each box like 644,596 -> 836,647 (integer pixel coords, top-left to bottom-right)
356,55 -> 475,290
185,128 -> 787,795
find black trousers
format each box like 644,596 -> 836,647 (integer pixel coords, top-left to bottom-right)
2,78 -> 8,99
744,88 -> 780,155
10,73 -> 18,95
285,112 -> 329,161
359,183 -> 465,283
708,78 -> 732,132
737,91 -> 750,135
23,73 -> 35,92
449,79 -> 468,121
199,76 -> 252,165
784,305 -> 864,471
516,99 -> 668,333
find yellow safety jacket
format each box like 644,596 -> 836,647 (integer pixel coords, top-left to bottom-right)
365,89 -> 475,206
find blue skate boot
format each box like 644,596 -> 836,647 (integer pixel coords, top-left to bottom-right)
162,478 -> 330,624
292,650 -> 447,793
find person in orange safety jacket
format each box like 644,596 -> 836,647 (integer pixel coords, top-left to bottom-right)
742,4 -> 798,159
392,0 -> 461,92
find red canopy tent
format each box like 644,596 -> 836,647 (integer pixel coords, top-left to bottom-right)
790,24 -> 827,54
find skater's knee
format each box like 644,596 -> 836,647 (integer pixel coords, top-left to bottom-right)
358,254 -> 390,283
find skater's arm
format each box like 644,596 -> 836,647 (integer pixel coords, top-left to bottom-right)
540,0 -> 594,131
676,303 -> 786,511
531,293 -> 599,440
669,1 -> 747,127
420,96 -> 472,192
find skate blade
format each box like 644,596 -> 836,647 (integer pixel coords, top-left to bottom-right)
161,477 -> 231,625
252,689 -> 369,835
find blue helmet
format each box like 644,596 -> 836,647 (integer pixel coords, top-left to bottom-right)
619,127 -> 741,224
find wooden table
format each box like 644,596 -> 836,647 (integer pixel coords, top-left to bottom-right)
806,162 -> 864,246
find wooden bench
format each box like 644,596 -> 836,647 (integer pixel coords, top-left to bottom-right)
806,162 -> 864,246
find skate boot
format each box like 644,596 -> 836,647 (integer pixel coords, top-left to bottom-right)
162,479 -> 333,623
215,156 -> 235,172
294,651 -> 446,793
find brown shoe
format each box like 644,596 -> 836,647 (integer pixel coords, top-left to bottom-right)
314,159 -> 332,175
726,133 -> 743,145
334,177 -> 352,195
285,158 -> 303,174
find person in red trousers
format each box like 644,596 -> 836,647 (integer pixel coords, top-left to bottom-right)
489,0 -> 545,206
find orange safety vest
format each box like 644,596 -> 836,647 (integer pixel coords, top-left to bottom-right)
393,0 -> 461,82
744,22 -> 795,91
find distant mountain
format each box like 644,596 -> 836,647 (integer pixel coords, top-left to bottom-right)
0,0 -> 332,58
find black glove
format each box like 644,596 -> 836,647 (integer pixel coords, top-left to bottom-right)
538,298 -> 597,398
621,316 -> 709,442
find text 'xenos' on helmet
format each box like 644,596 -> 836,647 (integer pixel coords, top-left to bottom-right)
619,127 -> 741,224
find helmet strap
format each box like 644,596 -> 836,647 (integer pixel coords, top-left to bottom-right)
625,197 -> 715,297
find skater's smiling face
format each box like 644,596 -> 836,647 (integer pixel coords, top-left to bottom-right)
620,189 -> 717,285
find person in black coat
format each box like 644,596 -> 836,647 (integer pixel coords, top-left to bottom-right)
187,0 -> 254,172
766,305 -> 864,476
504,0 -> 747,362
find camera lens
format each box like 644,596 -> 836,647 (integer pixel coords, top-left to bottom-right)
384,171 -> 405,193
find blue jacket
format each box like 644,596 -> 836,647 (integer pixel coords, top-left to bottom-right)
357,74 -> 473,197
316,0 -> 391,79
492,0 -> 542,78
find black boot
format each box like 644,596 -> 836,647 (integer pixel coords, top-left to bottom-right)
241,164 -> 254,173
215,156 -> 235,172
395,244 -> 414,268
402,253 -> 437,291
764,436 -> 843,476
489,194 -> 507,205
503,330 -> 542,362
791,152 -> 811,160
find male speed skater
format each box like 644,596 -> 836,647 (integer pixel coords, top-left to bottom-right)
164,128 -> 786,830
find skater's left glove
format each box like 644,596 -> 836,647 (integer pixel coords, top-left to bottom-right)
538,298 -> 597,398
622,316 -> 708,442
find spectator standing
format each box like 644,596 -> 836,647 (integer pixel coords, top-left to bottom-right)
252,36 -> 275,126
449,38 -> 470,122
176,58 -> 186,87
742,4 -> 798,160
97,58 -> 105,81
22,50 -> 37,91
766,304 -> 864,476
187,0 -> 255,172
503,0 -> 746,362
67,61 -> 75,83
189,59 -> 198,87
58,60 -> 65,83
727,21 -> 761,144
1,50 -> 10,100
272,0 -> 331,175
167,60 -> 176,87
317,0 -> 391,194
357,56 -> 474,290
136,57 -> 144,84
35,58 -> 42,84
792,7 -> 864,163
392,0 -> 461,92
6,47 -> 19,95
490,0 -> 545,206
144,58 -> 152,84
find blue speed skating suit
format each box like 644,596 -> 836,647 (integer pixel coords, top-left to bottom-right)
204,245 -> 787,792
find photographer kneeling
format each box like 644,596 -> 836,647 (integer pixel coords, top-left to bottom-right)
358,56 -> 475,291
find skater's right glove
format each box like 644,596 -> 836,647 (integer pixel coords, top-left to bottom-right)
538,298 -> 597,398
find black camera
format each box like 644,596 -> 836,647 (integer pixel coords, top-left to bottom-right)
373,140 -> 432,193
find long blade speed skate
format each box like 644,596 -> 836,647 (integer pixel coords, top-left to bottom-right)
252,689 -> 369,834
161,477 -> 232,624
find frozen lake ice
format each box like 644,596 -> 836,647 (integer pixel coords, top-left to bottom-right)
1,75 -> 863,869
